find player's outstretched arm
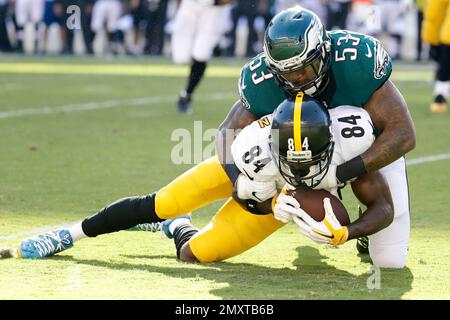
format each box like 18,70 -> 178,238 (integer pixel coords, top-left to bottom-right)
337,80 -> 416,183
216,100 -> 257,184
347,171 -> 394,240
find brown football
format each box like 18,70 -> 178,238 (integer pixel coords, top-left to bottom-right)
287,188 -> 350,226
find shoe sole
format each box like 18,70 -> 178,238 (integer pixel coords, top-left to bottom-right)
430,103 -> 448,113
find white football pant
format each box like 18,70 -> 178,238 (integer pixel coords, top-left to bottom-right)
369,157 -> 410,269
171,0 -> 232,64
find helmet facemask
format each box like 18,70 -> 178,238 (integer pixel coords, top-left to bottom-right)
270,138 -> 334,189
269,93 -> 334,189
269,42 -> 331,97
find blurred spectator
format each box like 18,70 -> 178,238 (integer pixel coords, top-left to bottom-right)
326,0 -> 351,30
258,0 -> 277,27
415,0 -> 425,61
42,0 -> 65,54
172,0 -> 234,114
50,1 -> 95,55
143,0 -> 169,55
254,0 -> 275,53
0,0 -> 13,52
347,0 -> 381,35
128,0 -> 169,55
91,0 -> 122,55
377,0 -> 411,60
80,0 -> 96,54
129,0 -> 147,55
14,0 -> 44,53
275,0 -> 325,21
298,0 -> 326,22
110,3 -> 134,55
258,0 -> 275,28
422,0 -> 450,112
225,0 -> 259,57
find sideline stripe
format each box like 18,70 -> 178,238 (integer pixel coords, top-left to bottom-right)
1,152 -> 450,241
0,63 -> 433,80
0,92 -> 235,119
0,63 -> 241,78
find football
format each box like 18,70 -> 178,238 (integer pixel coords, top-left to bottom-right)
287,188 -> 351,226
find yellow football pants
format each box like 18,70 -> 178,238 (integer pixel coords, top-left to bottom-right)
155,156 -> 285,262
422,0 -> 450,45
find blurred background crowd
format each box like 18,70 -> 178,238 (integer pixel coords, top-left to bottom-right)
0,0 -> 430,61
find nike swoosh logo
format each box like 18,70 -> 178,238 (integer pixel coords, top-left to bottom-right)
242,168 -> 254,181
241,81 -> 247,90
314,231 -> 333,239
365,43 -> 372,58
252,192 -> 262,201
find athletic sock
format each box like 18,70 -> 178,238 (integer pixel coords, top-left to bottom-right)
81,193 -> 164,237
434,80 -> 449,99
168,217 -> 191,235
185,59 -> 207,95
437,45 -> 450,83
67,222 -> 86,242
172,223 -> 198,259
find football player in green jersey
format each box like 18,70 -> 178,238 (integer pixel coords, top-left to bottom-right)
217,7 -> 416,261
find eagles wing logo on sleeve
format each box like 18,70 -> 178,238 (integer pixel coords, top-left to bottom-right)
373,39 -> 389,79
238,67 -> 250,109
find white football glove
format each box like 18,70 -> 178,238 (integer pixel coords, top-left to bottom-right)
293,215 -> 331,244
293,198 -> 349,245
273,193 -> 303,223
235,174 -> 277,202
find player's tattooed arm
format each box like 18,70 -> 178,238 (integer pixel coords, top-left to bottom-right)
216,100 -> 257,183
347,171 -> 394,240
362,80 -> 416,172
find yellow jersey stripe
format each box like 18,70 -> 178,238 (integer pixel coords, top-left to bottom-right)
293,93 -> 304,151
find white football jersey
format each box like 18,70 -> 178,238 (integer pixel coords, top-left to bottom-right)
231,105 -> 375,192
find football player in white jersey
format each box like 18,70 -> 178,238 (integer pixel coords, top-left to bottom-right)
227,94 -> 408,268
9,96 -> 408,269
223,96 -> 409,267
170,94 -> 408,268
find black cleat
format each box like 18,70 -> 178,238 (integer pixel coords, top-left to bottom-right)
177,90 -> 192,114
356,236 -> 369,254
430,94 -> 448,113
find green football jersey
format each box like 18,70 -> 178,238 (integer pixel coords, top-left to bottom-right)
239,30 -> 392,118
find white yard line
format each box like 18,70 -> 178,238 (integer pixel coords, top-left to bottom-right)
0,92 -> 235,119
1,154 -> 449,241
0,223 -> 77,240
406,152 -> 450,166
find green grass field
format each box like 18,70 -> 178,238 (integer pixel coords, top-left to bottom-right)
0,56 -> 449,300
